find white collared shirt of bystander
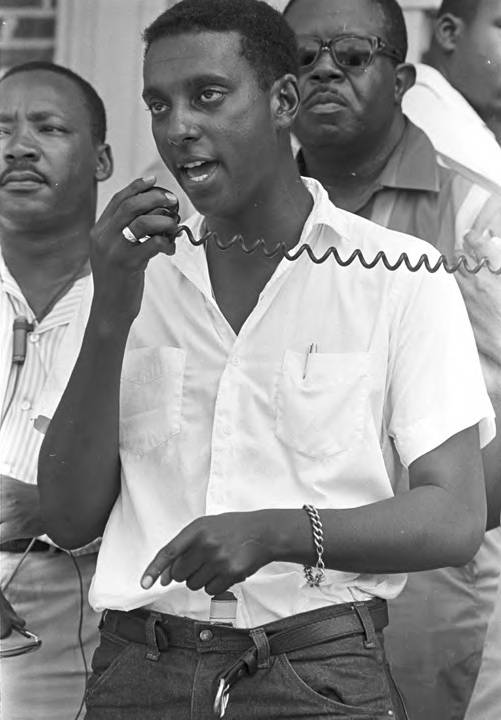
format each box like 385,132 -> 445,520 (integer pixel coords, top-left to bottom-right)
403,64 -> 501,191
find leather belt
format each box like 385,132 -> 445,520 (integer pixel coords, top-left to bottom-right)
0,538 -> 62,553
213,600 -> 388,717
101,598 -> 388,718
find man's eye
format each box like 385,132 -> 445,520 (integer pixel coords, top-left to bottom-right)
40,125 -> 65,134
148,101 -> 168,116
199,89 -> 224,104
0,128 -> 11,138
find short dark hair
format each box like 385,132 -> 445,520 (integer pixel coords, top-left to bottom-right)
283,0 -> 408,62
0,61 -> 107,143
437,0 -> 479,24
143,0 -> 299,90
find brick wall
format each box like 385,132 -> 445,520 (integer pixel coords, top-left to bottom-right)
0,0 -> 57,75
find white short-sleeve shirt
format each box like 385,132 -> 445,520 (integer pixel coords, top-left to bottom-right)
37,178 -> 494,627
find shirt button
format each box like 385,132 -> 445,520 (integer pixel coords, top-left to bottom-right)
223,425 -> 232,436
231,356 -> 240,367
29,334 -> 39,343
20,400 -> 32,411
199,629 -> 213,642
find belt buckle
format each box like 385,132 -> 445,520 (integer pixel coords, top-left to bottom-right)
213,678 -> 230,718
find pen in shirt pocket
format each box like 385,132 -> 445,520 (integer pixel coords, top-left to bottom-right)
303,343 -> 318,380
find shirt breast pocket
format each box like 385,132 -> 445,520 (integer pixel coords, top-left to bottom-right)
119,346 -> 185,456
274,350 -> 370,458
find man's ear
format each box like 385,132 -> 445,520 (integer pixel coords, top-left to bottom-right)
270,74 -> 301,130
94,143 -> 113,182
394,62 -> 416,104
434,13 -> 465,52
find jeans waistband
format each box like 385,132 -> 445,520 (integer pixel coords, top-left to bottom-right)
101,598 -> 388,656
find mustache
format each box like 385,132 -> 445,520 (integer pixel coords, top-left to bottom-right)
0,162 -> 46,185
302,85 -> 348,108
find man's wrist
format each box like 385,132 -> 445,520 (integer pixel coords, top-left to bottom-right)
257,508 -> 314,566
88,302 -> 132,342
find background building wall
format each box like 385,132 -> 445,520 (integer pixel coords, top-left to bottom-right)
0,0 -> 57,75
0,0 -> 440,211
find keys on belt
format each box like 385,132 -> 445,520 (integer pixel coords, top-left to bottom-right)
211,600 -> 388,718
213,647 -> 257,718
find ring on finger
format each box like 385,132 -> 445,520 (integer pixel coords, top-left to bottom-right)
122,225 -> 138,244
122,226 -> 152,245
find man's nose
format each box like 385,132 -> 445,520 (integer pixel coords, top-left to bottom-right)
309,49 -> 345,82
166,105 -> 201,146
4,129 -> 41,162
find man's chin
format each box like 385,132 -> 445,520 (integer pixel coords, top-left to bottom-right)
0,195 -> 56,229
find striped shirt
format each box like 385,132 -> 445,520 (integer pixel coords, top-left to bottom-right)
0,255 -> 89,484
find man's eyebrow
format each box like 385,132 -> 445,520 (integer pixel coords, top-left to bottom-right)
142,73 -> 232,99
0,110 -> 64,123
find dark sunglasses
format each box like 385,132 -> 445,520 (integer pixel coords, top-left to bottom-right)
297,34 -> 404,71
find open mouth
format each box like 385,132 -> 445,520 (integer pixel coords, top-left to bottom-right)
179,160 -> 219,185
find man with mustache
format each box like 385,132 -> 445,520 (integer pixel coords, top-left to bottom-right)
0,62 -> 112,718
284,1 -> 501,719
36,0 -> 495,717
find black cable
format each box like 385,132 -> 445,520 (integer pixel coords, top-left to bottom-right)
176,226 -> 501,275
68,551 -> 88,720
0,363 -> 21,428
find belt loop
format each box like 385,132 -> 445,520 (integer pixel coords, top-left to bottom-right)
352,602 -> 377,649
145,612 -> 165,662
249,627 -> 271,669
98,609 -> 109,632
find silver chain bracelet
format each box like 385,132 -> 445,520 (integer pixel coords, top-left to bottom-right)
303,504 -> 326,587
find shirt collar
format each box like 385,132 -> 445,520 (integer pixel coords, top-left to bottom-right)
173,176 -> 347,264
0,252 -> 89,330
0,253 -> 27,310
297,120 -> 441,201
168,177 -> 347,298
377,120 -> 441,193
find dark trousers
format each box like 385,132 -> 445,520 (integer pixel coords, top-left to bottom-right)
85,600 -> 408,719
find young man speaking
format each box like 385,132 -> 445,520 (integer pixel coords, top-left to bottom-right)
37,1 -> 493,718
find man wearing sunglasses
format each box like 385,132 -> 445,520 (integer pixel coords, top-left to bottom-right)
284,1 -> 501,720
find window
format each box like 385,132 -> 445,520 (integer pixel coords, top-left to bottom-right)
0,0 -> 57,76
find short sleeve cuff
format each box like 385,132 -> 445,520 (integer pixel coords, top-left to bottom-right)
394,405 -> 495,468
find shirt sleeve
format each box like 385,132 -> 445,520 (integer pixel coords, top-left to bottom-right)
387,256 -> 495,467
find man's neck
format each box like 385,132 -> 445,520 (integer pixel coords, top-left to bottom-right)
1,223 -> 92,318
206,156 -> 312,258
299,116 -> 406,213
201,155 -> 312,335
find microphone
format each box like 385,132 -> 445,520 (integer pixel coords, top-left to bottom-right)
12,316 -> 34,365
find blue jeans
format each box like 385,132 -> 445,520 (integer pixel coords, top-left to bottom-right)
85,601 -> 407,719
